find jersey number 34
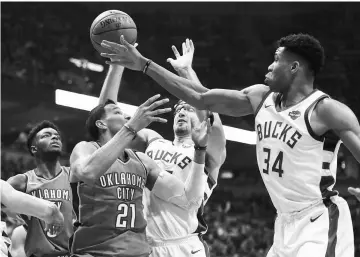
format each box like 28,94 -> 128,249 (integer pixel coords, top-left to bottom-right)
263,147 -> 284,177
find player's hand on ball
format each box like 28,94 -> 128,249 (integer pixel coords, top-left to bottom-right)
105,43 -> 138,65
348,187 -> 360,202
191,118 -> 212,147
167,38 -> 194,73
126,94 -> 172,132
101,36 -> 145,71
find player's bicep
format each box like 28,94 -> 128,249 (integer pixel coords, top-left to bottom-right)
320,99 -> 360,162
69,142 -> 96,182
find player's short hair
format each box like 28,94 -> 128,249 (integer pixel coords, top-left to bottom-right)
85,99 -> 115,141
27,120 -> 62,156
277,33 -> 325,76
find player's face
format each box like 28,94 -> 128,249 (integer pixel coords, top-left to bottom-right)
103,104 -> 131,135
173,103 -> 198,136
34,128 -> 62,155
264,47 -> 293,92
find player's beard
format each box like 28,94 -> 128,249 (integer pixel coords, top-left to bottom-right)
174,126 -> 190,137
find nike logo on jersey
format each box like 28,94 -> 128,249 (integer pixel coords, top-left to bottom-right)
310,212 -> 323,222
265,104 -> 272,108
191,249 -> 201,254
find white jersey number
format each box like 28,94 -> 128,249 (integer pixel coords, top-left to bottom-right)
116,203 -> 136,228
263,147 -> 284,177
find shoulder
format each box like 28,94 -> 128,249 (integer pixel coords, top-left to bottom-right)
314,98 -> 358,130
7,174 -> 28,192
71,141 -> 97,158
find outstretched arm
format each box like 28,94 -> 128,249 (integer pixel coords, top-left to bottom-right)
10,226 -> 26,257
167,39 -> 226,180
100,37 -> 269,117
98,64 -> 124,104
99,59 -> 163,152
1,179 -> 64,235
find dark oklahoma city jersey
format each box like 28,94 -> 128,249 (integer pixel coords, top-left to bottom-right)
24,167 -> 73,257
71,144 -> 150,257
255,90 -> 340,213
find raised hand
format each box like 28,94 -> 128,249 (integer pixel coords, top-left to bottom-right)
100,36 -> 146,71
191,118 -> 212,147
167,39 -> 195,73
126,94 -> 172,132
348,187 -> 360,202
43,204 -> 64,237
105,43 -> 139,65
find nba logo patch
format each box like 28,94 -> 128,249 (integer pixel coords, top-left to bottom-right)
289,110 -> 301,120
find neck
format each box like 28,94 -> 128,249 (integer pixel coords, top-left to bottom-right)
35,158 -> 61,179
173,134 -> 193,146
281,77 -> 314,108
98,133 -> 126,161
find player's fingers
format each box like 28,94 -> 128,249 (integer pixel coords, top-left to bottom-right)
186,38 -> 190,51
134,43 -> 139,48
149,108 -> 172,116
171,46 -> 180,59
141,94 -> 161,107
101,41 -> 128,52
44,223 -> 50,232
150,117 -> 168,123
182,42 -> 186,55
147,98 -> 170,110
100,53 -> 123,59
190,39 -> 195,51
206,118 -> 213,134
120,35 -> 132,47
166,58 -> 175,65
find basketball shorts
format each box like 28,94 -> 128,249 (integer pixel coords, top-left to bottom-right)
267,196 -> 354,257
149,234 -> 209,257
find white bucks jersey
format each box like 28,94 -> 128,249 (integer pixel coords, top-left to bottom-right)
144,138 -> 215,239
255,90 -> 340,213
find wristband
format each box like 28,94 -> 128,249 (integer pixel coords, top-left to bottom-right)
194,145 -> 207,151
123,124 -> 137,138
143,59 -> 152,74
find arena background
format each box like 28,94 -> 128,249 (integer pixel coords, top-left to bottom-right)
1,2 -> 359,256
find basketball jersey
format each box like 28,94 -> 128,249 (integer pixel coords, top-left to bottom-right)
23,167 -> 73,257
144,138 -> 216,240
70,143 -> 150,257
255,90 -> 340,213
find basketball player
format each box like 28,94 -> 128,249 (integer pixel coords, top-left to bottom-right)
7,121 -> 74,257
0,179 -> 64,257
99,39 -> 226,257
101,33 -> 359,256
69,94 -> 212,257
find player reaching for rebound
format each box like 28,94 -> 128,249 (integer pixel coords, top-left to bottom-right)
69,93 -> 212,257
101,33 -> 359,256
0,179 -> 64,257
6,121 -> 74,257
99,39 -> 226,257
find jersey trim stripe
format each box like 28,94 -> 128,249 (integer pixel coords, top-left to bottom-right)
254,90 -> 272,118
324,199 -> 339,257
147,137 -> 162,148
203,168 -> 216,190
320,176 -> 338,199
304,95 -> 329,142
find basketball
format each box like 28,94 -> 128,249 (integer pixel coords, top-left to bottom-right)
90,10 -> 137,53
